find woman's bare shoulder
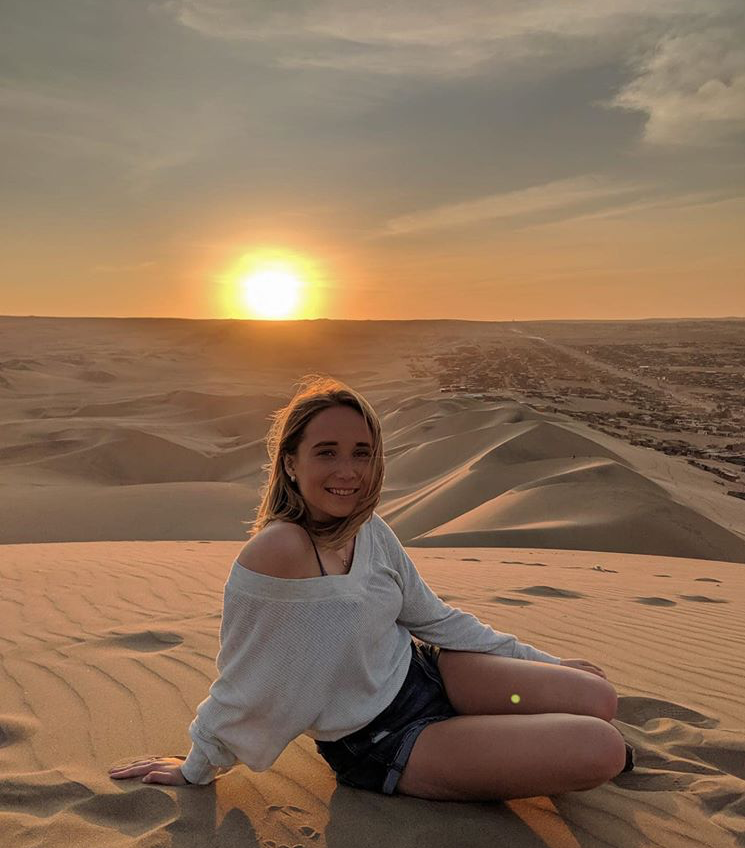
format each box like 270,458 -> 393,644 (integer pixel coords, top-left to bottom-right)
236,521 -> 308,578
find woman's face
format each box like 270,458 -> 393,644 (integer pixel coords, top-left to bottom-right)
285,405 -> 374,523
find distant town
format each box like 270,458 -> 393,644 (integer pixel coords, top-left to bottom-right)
407,320 -> 745,501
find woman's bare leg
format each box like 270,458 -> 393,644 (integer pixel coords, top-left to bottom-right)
395,713 -> 627,802
437,649 -> 618,722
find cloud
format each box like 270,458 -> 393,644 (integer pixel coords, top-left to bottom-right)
380,175 -> 644,236
610,25 -> 745,146
166,0 -> 715,45
164,1 -> 744,151
519,189 -> 745,231
164,0 -> 734,76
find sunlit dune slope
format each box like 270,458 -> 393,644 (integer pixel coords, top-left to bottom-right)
379,397 -> 745,563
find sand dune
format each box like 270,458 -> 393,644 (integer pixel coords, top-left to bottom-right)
2,318 -> 745,846
379,400 -> 745,562
404,463 -> 745,560
66,390 -> 278,423
2,321 -> 744,560
1,541 -> 744,848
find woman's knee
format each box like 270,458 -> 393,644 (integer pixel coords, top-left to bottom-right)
594,679 -> 618,723
581,718 -> 627,783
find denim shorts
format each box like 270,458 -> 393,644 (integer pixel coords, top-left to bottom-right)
315,639 -> 458,795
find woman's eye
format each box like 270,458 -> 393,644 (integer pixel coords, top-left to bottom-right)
317,451 -> 370,457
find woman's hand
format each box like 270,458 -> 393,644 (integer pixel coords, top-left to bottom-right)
109,756 -> 190,785
559,658 -> 607,679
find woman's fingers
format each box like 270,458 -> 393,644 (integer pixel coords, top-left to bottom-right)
109,757 -> 188,785
109,759 -> 164,777
560,658 -> 608,679
109,763 -> 158,779
581,664 -> 606,678
110,760 -> 149,770
142,769 -> 176,784
141,767 -> 188,785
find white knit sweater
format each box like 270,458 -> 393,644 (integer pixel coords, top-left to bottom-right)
180,512 -> 561,784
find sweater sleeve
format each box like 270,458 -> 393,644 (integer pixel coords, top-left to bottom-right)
392,541 -> 561,665
180,586 -> 333,785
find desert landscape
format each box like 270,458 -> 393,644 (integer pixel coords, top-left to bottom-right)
1,316 -> 744,847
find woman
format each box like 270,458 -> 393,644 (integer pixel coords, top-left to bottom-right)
110,375 -> 633,800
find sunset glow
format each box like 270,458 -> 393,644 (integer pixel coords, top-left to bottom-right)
3,2 -> 744,321
222,249 -> 322,320
240,266 -> 302,319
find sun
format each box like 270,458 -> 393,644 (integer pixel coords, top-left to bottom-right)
240,265 -> 302,319
222,249 -> 321,320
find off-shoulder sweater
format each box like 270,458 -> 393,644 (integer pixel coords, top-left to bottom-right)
180,512 -> 561,784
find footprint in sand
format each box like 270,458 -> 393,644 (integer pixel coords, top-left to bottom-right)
653,574 -> 671,578
694,577 -> 722,583
263,804 -> 320,845
515,586 -> 584,599
501,561 -> 548,567
686,741 -> 745,781
100,630 -> 184,652
0,715 -> 38,747
614,769 -> 699,792
616,696 -> 718,729
615,696 -> 745,799
460,557 -> 481,562
490,596 -> 533,606
679,595 -> 729,604
635,597 -> 677,606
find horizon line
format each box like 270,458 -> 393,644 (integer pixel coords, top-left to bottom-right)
2,314 -> 745,324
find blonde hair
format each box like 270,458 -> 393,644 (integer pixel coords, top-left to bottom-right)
250,374 -> 384,549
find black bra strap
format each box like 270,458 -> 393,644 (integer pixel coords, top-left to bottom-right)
303,526 -> 327,576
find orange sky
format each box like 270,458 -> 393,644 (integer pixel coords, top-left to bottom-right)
2,2 -> 744,321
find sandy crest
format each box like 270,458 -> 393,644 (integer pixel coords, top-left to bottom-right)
1,541 -> 744,848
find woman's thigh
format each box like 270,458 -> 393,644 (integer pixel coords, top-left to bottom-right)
396,712 -> 627,802
437,649 -> 617,722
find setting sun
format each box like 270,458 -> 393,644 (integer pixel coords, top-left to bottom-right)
221,248 -> 323,320
241,265 -> 302,319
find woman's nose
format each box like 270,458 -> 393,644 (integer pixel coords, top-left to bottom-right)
333,457 -> 357,477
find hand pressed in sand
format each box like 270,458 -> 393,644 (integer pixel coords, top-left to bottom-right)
109,756 -> 190,785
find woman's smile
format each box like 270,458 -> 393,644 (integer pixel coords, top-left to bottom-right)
325,487 -> 360,497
